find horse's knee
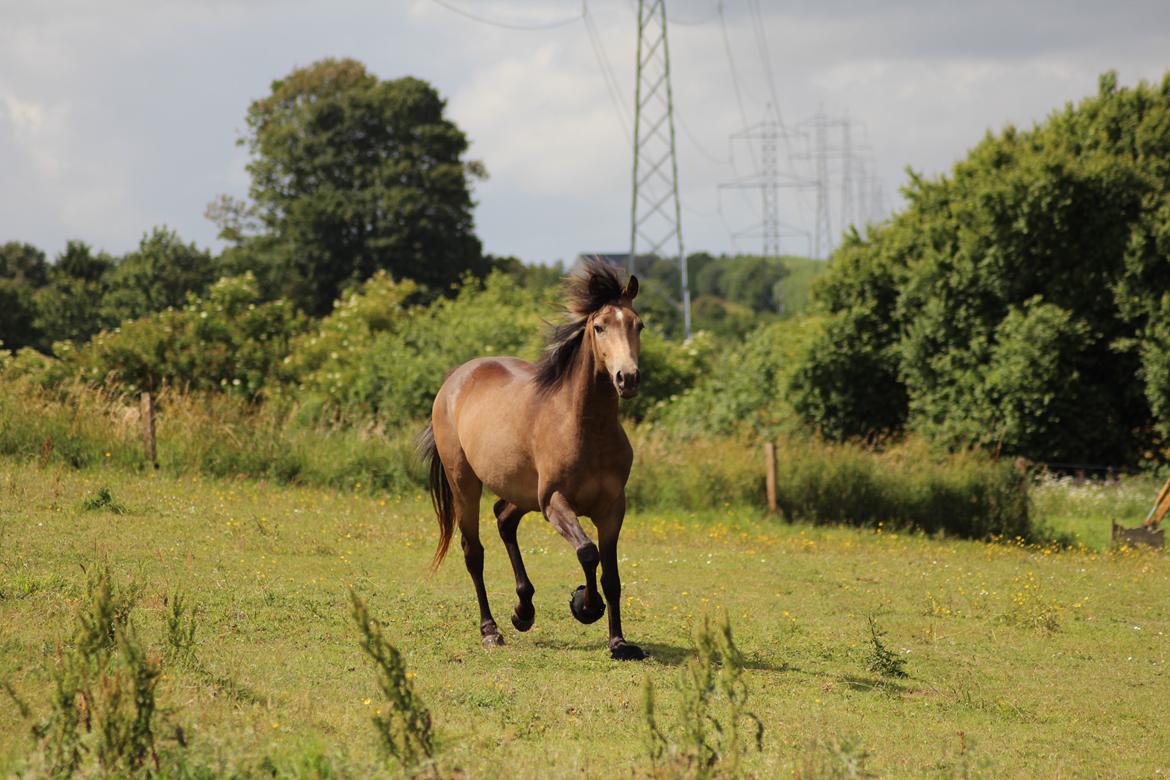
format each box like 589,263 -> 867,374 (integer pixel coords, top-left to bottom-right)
576,542 -> 599,569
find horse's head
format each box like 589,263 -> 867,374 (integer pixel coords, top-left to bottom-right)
588,275 -> 643,398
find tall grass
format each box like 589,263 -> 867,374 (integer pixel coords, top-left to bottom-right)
0,377 -> 1032,540
630,431 -> 1032,540
773,437 -> 1032,540
0,377 -> 422,494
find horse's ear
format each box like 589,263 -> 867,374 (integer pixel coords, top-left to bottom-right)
623,275 -> 639,301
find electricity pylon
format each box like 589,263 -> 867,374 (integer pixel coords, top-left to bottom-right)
796,108 -> 864,258
629,0 -> 691,338
719,112 -> 810,261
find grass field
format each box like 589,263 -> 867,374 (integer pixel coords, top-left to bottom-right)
1,460 -> 1168,778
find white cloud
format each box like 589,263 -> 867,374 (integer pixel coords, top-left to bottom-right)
451,44 -> 627,195
0,0 -> 1168,261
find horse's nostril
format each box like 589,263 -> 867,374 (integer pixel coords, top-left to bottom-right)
616,370 -> 625,386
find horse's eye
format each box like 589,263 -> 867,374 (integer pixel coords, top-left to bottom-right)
593,324 -> 605,334
636,322 -> 645,332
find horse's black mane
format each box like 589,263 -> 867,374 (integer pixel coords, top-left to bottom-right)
533,257 -> 629,393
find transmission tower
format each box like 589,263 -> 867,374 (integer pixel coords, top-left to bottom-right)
811,109 -> 832,258
719,114 -> 810,261
629,0 -> 691,338
796,108 -> 867,258
839,115 -> 854,233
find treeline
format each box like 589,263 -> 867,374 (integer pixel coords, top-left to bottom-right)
4,62 -> 1170,482
790,71 -> 1170,467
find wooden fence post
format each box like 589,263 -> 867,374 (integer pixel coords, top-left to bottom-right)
141,391 -> 157,467
764,442 -> 777,514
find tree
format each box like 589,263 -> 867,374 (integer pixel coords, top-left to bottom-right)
101,227 -> 216,323
0,242 -> 49,350
691,255 -> 788,313
34,241 -> 116,345
791,71 -> 1170,465
78,274 -> 305,398
218,58 -> 487,314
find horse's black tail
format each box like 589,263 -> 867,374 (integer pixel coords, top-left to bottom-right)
418,422 -> 455,570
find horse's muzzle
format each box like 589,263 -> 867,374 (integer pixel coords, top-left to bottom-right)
615,368 -> 640,398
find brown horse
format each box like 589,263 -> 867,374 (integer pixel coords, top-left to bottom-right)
419,259 -> 647,660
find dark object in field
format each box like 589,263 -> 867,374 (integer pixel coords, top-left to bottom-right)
420,258 -> 647,660
1111,475 -> 1170,549
1112,522 -> 1164,549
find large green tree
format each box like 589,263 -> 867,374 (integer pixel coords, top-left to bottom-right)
101,227 -> 216,323
791,72 -> 1170,465
218,58 -> 487,314
0,242 -> 49,350
34,241 -> 116,345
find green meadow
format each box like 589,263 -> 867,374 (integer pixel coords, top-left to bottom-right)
1,460 -> 1167,778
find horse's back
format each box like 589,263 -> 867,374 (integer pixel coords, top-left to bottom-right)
432,356 -> 541,509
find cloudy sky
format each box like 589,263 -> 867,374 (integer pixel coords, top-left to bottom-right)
2,0 -> 1169,265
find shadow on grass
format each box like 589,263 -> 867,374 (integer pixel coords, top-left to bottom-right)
531,637 -> 791,672
840,673 -> 913,695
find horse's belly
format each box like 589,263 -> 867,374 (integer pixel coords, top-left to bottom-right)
465,438 -> 540,512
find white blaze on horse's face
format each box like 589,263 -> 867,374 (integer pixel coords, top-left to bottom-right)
591,303 -> 644,398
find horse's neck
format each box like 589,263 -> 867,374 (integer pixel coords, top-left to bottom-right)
562,343 -> 618,431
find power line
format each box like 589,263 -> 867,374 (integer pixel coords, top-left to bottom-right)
677,115 -> 730,164
745,0 -> 784,126
716,1 -> 756,169
582,1 -> 632,139
427,0 -> 582,31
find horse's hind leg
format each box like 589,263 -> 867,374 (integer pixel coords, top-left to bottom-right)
495,500 -> 535,631
452,473 -> 504,647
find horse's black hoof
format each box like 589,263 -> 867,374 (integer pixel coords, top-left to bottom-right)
610,639 -> 647,661
511,605 -> 535,632
481,632 -> 505,648
569,585 -> 606,625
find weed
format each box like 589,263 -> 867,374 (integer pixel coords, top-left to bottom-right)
1,680 -> 31,720
76,565 -> 140,658
643,613 -> 764,778
795,736 -> 873,779
32,566 -> 162,776
81,486 -> 127,514
165,590 -> 198,660
350,590 -> 434,770
93,630 -> 162,772
864,614 -> 907,679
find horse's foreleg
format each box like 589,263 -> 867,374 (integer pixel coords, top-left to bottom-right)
542,491 -> 605,625
495,499 -> 535,631
597,499 -> 645,660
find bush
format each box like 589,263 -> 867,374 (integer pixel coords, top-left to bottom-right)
791,72 -> 1170,465
76,273 -> 305,399
651,316 -> 825,437
283,271 -> 543,427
